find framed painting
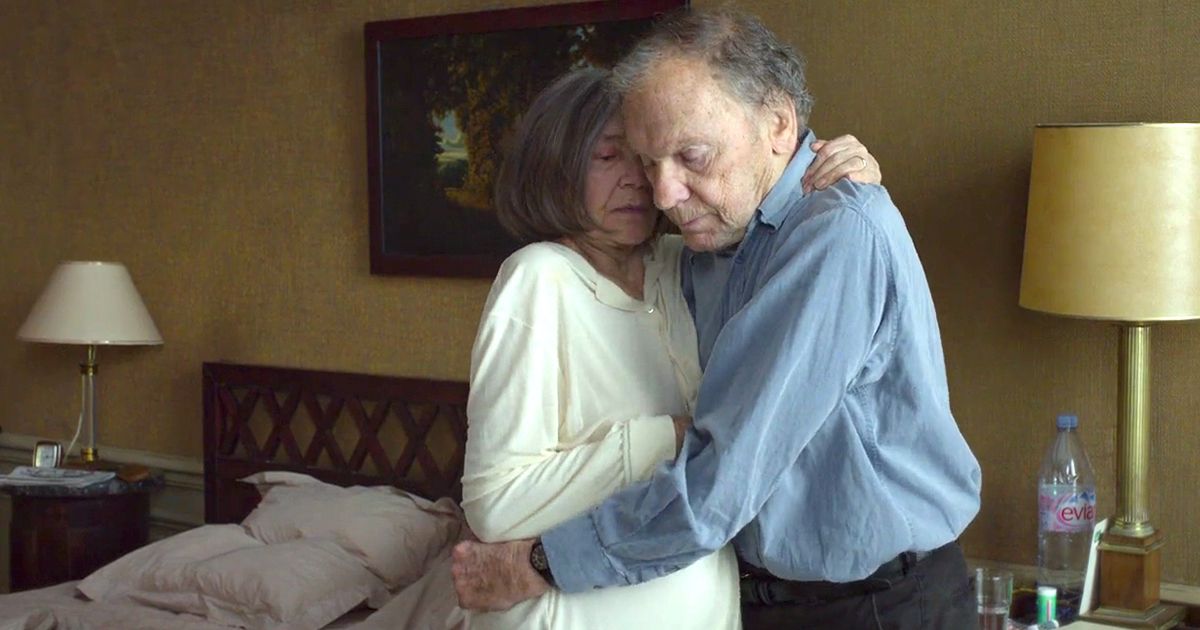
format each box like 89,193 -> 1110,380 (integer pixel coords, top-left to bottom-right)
365,0 -> 687,277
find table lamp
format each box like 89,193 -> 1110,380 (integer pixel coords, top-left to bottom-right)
17,261 -> 163,465
1019,122 -> 1199,628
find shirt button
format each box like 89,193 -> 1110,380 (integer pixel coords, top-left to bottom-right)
646,307 -> 655,314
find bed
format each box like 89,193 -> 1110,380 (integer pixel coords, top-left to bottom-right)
0,362 -> 470,630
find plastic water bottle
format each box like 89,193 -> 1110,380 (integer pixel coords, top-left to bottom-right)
1036,585 -> 1061,628
1036,413 -> 1096,623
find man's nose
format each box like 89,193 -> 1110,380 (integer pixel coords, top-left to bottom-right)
651,166 -> 689,210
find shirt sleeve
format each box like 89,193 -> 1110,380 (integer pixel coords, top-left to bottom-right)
460,257 -> 678,544
542,204 -> 894,591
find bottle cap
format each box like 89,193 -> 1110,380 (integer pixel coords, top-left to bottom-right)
1037,585 -> 1058,623
1056,414 -> 1078,429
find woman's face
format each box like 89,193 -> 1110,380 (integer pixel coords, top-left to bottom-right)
579,116 -> 656,249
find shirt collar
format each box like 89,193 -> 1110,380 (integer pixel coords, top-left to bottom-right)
756,129 -> 818,229
547,241 -> 664,312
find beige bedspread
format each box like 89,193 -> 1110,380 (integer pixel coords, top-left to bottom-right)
0,557 -> 463,630
0,582 -> 227,630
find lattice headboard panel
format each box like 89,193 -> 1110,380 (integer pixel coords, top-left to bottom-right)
202,362 -> 468,524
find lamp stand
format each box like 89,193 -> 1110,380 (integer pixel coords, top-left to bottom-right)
1082,324 -> 1185,629
80,344 -> 98,464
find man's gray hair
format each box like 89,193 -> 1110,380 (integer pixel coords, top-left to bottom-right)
612,9 -> 813,125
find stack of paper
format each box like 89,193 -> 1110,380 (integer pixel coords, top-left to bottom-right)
0,466 -> 116,488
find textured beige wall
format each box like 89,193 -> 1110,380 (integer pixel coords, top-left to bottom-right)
777,0 -> 1200,584
1,1 -> 1198,584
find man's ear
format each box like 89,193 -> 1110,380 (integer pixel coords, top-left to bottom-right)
763,95 -> 799,156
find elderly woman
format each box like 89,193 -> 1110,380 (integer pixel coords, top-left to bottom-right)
460,68 -> 878,629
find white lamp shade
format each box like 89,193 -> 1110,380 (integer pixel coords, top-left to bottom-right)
17,261 -> 163,345
1019,123 -> 1200,321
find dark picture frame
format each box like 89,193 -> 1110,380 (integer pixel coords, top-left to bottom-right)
365,0 -> 687,277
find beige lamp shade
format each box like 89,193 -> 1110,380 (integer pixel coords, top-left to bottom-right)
1019,123 -> 1200,321
17,261 -> 163,345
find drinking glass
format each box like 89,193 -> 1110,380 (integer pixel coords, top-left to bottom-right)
976,567 -> 1013,630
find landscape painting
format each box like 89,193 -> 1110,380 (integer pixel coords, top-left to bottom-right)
365,0 -> 687,277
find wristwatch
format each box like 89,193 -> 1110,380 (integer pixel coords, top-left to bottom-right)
529,539 -> 556,587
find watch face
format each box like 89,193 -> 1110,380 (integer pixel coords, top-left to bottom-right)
530,542 -> 550,571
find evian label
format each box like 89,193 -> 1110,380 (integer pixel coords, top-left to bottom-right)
1039,484 -> 1096,533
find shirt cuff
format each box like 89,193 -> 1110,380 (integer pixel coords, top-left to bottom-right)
541,511 -> 626,593
624,414 -> 677,484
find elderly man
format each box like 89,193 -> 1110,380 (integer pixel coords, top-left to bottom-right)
452,9 -> 981,629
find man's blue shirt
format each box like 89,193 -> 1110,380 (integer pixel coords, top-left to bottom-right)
542,131 -> 981,589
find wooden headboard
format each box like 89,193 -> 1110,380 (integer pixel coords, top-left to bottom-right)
202,362 -> 468,524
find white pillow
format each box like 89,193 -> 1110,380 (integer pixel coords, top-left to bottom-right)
78,524 -> 257,601
239,473 -> 463,590
78,525 -> 389,630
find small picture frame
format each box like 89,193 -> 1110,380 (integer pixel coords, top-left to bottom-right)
32,441 -> 63,468
1078,517 -> 1109,615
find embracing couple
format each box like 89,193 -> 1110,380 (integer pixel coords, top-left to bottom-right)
454,8 -> 981,630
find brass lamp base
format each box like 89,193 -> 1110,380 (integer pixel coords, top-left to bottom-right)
1081,530 -> 1186,629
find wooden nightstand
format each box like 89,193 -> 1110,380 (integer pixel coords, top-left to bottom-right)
5,472 -> 162,591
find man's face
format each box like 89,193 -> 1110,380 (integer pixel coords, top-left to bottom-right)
621,56 -> 784,252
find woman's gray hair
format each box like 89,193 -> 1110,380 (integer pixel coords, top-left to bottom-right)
612,9 -> 813,125
494,67 -> 618,244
